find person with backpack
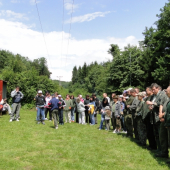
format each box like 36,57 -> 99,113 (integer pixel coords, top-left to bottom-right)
10,86 -> 24,122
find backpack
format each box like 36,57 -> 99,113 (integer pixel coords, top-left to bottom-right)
88,105 -> 95,114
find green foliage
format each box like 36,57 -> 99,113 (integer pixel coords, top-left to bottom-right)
0,50 -> 64,105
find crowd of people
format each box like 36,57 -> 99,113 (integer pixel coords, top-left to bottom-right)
1,83 -> 170,163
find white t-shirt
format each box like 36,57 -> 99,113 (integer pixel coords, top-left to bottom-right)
106,97 -> 110,104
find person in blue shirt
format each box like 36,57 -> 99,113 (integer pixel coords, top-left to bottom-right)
49,94 -> 61,129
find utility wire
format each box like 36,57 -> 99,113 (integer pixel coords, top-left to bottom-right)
65,0 -> 74,67
34,0 -> 52,68
60,0 -> 65,67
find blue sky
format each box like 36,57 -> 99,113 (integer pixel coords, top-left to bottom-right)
0,0 -> 168,81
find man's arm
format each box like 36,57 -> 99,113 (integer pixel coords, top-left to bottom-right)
11,90 -> 17,97
20,91 -> 24,99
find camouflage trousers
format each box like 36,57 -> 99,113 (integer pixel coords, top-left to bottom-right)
136,116 -> 147,145
125,114 -> 133,137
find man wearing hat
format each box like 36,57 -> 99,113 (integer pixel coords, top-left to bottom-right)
35,90 -> 46,125
135,92 -> 146,146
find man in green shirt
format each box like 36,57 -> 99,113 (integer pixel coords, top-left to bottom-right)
156,86 -> 170,158
124,89 -> 136,138
147,83 -> 167,153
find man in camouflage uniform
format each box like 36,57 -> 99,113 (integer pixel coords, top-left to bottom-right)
124,89 -> 135,138
142,87 -> 157,150
147,83 -> 167,154
135,92 -> 146,146
164,86 -> 170,163
129,88 -> 140,140
156,87 -> 170,158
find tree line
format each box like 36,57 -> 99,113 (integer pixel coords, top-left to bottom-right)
69,1 -> 170,96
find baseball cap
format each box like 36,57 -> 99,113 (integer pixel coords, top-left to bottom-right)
136,92 -> 144,97
38,90 -> 42,94
58,95 -> 62,98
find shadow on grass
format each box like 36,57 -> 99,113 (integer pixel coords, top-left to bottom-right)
114,132 -> 170,168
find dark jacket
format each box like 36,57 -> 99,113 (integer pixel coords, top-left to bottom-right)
164,100 -> 170,127
36,95 -> 45,106
49,98 -> 61,111
84,99 -> 90,111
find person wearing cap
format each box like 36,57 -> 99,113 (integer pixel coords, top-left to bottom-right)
35,90 -> 46,125
135,92 -> 146,146
58,95 -> 66,125
124,89 -> 136,138
48,94 -> 61,129
10,86 -> 24,122
112,95 -> 122,133
128,88 -> 140,140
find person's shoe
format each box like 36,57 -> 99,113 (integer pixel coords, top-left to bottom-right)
117,131 -> 120,133
42,122 -> 45,125
99,128 -> 101,130
72,120 -> 74,122
82,123 -> 87,125
155,153 -> 169,158
147,146 -> 157,151
16,119 -> 19,121
45,118 -> 48,120
55,126 -> 58,129
9,119 -> 12,122
113,130 -> 117,133
37,121 -> 40,124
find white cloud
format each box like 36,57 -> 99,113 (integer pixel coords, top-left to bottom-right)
64,0 -> 79,14
30,0 -> 40,5
11,0 -> 21,3
65,11 -> 111,24
0,19 -> 140,81
0,0 -> 2,6
0,10 -> 28,21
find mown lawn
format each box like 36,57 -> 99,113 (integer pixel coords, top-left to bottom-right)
0,109 -> 170,170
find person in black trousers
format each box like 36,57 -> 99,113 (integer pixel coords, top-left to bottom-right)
58,95 -> 66,125
84,95 -> 91,124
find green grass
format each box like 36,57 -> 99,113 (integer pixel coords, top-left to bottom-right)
0,109 -> 170,170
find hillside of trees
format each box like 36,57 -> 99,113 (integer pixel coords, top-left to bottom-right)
0,50 -> 69,106
68,1 -> 170,96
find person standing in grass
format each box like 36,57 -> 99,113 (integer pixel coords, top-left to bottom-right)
58,95 -> 66,125
70,95 -> 76,122
88,96 -> 96,125
64,94 -> 73,123
35,90 -> 46,125
44,92 -> 52,121
76,98 -> 86,125
48,94 -> 61,129
103,106 -> 112,131
10,86 -> 24,122
135,92 -> 146,146
99,98 -> 109,130
92,93 -> 100,124
113,96 -> 122,133
84,95 -> 91,124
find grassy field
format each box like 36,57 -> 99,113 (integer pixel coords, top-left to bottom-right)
0,109 -> 170,170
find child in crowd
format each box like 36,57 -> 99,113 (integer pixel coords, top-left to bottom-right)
102,106 -> 112,130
